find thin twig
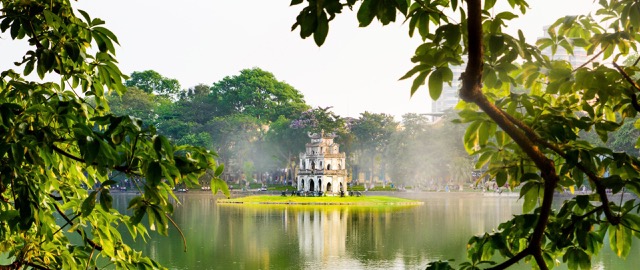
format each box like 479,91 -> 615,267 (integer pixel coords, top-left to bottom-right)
572,44 -> 608,72
414,0 -> 459,24
613,62 -> 640,92
165,213 -> 187,252
85,244 -> 96,270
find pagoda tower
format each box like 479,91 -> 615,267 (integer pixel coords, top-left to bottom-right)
296,130 -> 347,194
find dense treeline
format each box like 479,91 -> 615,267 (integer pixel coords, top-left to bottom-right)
110,67 -> 640,190
108,67 -> 477,189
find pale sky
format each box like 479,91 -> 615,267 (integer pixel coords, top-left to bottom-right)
1,0 -> 599,118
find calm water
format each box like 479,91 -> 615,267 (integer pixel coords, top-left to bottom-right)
113,192 -> 640,270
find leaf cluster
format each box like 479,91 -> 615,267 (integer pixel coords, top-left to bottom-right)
0,1 -> 227,269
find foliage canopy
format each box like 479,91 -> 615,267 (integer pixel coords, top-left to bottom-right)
0,0 -> 227,269
291,0 -> 640,269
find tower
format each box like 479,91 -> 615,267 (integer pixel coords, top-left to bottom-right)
296,130 -> 347,194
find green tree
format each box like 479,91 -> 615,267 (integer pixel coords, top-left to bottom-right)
107,86 -> 157,125
211,68 -> 308,123
264,116 -> 309,184
125,70 -> 181,99
350,112 -> 398,184
291,0 -> 640,269
204,114 -> 262,183
386,113 -> 431,187
0,1 -> 227,269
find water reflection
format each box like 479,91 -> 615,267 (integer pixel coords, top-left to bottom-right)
297,208 -> 347,263
114,193 -> 640,270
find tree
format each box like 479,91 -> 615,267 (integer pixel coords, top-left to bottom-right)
264,116 -> 309,184
291,0 -> 640,269
211,68 -> 308,123
0,1 -> 227,269
203,114 -> 262,183
350,112 -> 398,184
107,86 -> 157,125
125,70 -> 181,99
386,113 -> 432,187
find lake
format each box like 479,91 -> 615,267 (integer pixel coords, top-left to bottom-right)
114,192 -> 639,269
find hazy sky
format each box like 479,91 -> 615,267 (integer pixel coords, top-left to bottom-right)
1,1 -> 599,118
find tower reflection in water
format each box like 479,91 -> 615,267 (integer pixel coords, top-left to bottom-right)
297,208 -> 348,262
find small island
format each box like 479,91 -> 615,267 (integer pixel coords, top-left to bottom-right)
219,130 -> 422,206
217,195 -> 423,206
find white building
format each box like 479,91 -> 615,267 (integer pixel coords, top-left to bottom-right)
296,130 -> 347,194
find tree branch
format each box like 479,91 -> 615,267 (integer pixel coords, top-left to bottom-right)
52,144 -> 140,176
612,62 -> 640,112
52,201 -> 103,252
461,1 -> 558,269
500,113 -> 620,225
487,247 -> 532,270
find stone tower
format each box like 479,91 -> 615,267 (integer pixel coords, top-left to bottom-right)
296,130 -> 347,194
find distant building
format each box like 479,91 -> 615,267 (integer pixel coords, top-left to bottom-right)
296,130 -> 347,193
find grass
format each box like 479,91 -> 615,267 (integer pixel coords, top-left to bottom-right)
217,195 -> 423,206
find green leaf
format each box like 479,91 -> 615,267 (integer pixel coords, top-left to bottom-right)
81,191 -> 97,217
93,26 -> 120,45
522,182 -> 539,213
153,135 -> 163,158
214,163 -> 225,177
146,161 -> 162,186
99,189 -> 112,211
0,210 -> 19,222
630,3 -> 640,30
484,0 -> 497,10
23,60 -> 34,76
101,180 -> 117,187
131,205 -> 146,225
399,64 -> 429,80
496,171 -> 507,187
314,12 -> 329,46
489,34 -> 505,54
77,9 -> 92,24
357,0 -> 376,27
609,225 -> 632,258
464,121 -> 481,153
410,71 -> 429,96
475,152 -> 493,169
83,138 -> 100,165
428,68 -> 444,100
212,177 -> 230,198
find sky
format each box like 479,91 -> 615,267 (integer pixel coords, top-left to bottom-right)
1,0 -> 599,119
